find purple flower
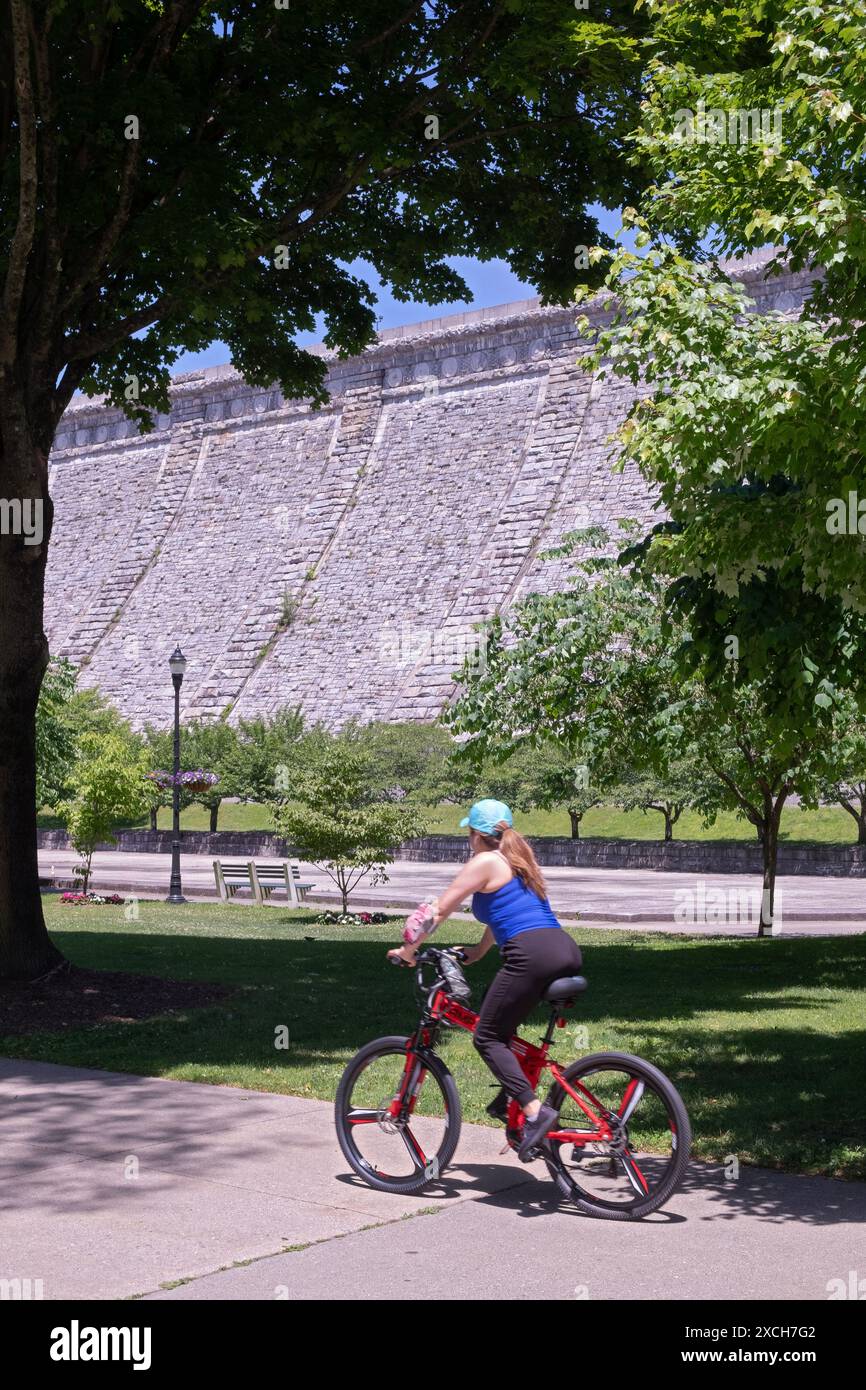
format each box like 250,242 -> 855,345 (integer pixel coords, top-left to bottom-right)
176,769 -> 220,788
145,769 -> 220,789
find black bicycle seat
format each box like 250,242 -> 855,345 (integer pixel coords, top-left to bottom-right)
542,974 -> 588,1002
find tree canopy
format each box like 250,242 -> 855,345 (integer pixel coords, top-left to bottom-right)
576,0 -> 866,722
0,0 -> 650,977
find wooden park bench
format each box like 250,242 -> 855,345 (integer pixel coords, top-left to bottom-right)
212,861 -> 255,900
213,859 -> 315,908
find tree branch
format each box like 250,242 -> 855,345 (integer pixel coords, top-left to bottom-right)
62,292 -> 179,363
707,759 -> 762,827
59,135 -> 143,318
0,0 -> 39,369
350,1 -> 428,54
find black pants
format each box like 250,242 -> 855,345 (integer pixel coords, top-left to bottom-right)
473,927 -> 583,1108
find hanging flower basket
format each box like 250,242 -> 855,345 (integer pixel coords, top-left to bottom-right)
176,769 -> 220,795
145,770 -> 174,793
145,769 -> 220,794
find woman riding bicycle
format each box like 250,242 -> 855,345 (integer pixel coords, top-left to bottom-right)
388,798 -> 582,1160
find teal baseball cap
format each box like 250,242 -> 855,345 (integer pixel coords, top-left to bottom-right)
460,799 -> 514,835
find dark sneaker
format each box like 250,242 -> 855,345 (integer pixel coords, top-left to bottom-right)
486,1088 -> 509,1123
518,1103 -> 558,1162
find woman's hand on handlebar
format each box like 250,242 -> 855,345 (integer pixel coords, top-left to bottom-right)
386,945 -> 418,967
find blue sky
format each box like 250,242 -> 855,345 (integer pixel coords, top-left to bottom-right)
174,205 -> 629,373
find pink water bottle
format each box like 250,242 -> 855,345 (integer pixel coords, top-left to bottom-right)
402,902 -> 436,945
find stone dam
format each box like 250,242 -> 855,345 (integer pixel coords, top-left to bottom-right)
45,253 -> 814,730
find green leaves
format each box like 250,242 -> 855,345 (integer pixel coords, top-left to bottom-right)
60,732 -> 149,861
2,0 -> 651,431
271,738 -> 426,910
576,1 -> 866,719
35,659 -> 78,809
447,533 -> 860,853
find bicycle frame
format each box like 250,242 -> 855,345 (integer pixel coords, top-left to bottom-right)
389,983 -> 620,1154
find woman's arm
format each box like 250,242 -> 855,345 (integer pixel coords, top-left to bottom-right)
387,857 -> 497,965
460,926 -> 495,965
428,855 -> 495,925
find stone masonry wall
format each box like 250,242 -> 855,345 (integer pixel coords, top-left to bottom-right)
35,827 -> 865,877
46,253 -> 816,729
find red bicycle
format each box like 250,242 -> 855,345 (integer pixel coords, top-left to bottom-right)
335,946 -> 691,1220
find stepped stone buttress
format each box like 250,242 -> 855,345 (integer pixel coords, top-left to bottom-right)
45,253 -> 815,729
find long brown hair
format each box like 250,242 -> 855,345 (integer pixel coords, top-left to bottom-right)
475,820 -> 547,901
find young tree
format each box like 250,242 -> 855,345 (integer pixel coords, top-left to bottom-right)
142,725 -> 175,830
446,537 -> 856,934
826,779 -> 866,846
346,720 -> 456,804
272,741 -> 425,914
182,718 -> 236,831
60,685 -> 136,744
666,684 -> 810,929
490,743 -> 605,840
37,665 -> 136,810
59,733 -> 148,894
143,716 -> 237,829
0,2 -> 647,978
225,705 -> 307,804
615,766 -> 695,842
812,702 -> 866,845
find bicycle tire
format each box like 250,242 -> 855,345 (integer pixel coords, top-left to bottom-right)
335,1035 -> 462,1195
544,1050 -> 691,1221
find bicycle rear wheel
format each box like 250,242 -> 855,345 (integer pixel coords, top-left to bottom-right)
544,1051 -> 691,1220
335,1036 -> 461,1195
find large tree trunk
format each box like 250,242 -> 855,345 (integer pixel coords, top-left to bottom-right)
210,800 -> 219,833
0,421 -> 64,979
568,809 -> 581,840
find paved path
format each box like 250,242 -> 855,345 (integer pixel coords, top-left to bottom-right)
1,1059 -> 862,1301
39,848 -> 866,933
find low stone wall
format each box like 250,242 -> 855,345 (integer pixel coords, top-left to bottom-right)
37,828 -> 291,858
395,834 -> 866,876
36,828 -> 866,876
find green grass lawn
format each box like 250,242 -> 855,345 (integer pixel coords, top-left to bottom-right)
4,896 -> 863,1181
36,799 -> 866,844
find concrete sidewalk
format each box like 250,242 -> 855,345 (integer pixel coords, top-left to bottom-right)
0,1058 -> 863,1301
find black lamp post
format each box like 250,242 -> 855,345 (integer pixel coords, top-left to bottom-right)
166,645 -> 187,904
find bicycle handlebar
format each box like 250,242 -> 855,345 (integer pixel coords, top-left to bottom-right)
388,945 -> 468,967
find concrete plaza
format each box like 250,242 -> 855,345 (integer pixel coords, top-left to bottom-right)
38,847 -> 866,934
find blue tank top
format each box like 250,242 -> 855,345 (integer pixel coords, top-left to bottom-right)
472,874 -> 562,948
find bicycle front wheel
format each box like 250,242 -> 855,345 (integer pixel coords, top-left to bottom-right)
544,1051 -> 691,1221
334,1036 -> 461,1195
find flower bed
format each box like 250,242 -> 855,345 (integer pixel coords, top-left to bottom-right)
313,910 -> 391,927
61,892 -> 126,906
